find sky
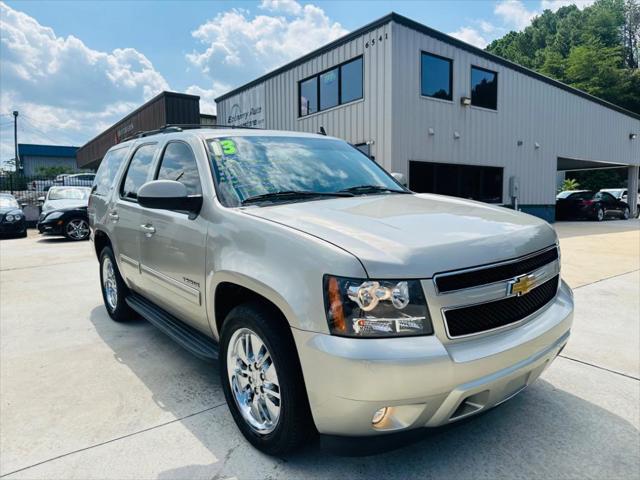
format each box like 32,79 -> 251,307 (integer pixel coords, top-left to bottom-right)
0,0 -> 596,166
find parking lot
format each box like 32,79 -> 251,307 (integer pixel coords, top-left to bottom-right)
1,220 -> 638,480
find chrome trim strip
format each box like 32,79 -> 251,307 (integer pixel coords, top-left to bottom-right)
119,254 -> 140,273
442,274 -> 560,340
140,264 -> 201,305
433,245 -> 559,295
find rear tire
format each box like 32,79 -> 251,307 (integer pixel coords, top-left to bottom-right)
621,207 -> 630,220
99,246 -> 134,322
594,207 -> 604,222
220,303 -> 315,455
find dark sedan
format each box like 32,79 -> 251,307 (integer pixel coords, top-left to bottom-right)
0,193 -> 27,238
37,186 -> 91,240
556,190 -> 630,221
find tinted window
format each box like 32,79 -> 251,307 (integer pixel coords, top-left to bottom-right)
421,52 -> 453,100
409,161 -> 503,203
94,147 -> 129,196
341,57 -> 363,104
567,191 -> 594,200
157,142 -> 202,195
121,144 -> 157,200
597,192 -> 616,203
471,66 -> 498,110
299,77 -> 318,116
320,68 -> 339,110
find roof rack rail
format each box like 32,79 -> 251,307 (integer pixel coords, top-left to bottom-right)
120,123 -> 261,143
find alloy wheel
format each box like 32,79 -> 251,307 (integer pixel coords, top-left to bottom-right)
226,328 -> 281,434
102,257 -> 118,311
66,219 -> 90,240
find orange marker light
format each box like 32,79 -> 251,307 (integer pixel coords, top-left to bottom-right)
327,276 -> 346,333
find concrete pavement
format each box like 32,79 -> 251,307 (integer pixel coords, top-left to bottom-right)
1,221 -> 638,479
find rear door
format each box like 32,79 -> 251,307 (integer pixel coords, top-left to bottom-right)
88,145 -> 130,231
138,139 -> 209,332
111,143 -> 158,288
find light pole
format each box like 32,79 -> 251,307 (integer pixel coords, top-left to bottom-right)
12,111 -> 19,172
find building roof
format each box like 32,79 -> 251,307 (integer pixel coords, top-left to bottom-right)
18,144 -> 78,158
215,12 -> 640,122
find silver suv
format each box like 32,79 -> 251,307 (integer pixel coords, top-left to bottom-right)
88,127 -> 574,454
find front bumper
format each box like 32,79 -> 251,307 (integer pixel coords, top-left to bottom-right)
293,279 -> 573,436
37,218 -> 64,235
0,220 -> 26,235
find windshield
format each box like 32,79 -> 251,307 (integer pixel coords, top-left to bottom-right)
0,196 -> 19,209
47,187 -> 90,201
207,136 -> 403,206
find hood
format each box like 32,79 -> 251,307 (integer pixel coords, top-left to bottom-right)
0,206 -> 23,215
42,199 -> 87,212
244,193 -> 557,278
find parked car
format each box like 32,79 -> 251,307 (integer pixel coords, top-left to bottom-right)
0,193 -> 27,238
89,128 -> 573,455
37,186 -> 91,240
556,190 -> 630,221
600,188 -> 640,217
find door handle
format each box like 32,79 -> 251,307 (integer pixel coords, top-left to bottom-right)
108,210 -> 119,222
140,223 -> 156,237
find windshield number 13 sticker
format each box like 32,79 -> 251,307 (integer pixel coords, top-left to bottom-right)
220,139 -> 237,155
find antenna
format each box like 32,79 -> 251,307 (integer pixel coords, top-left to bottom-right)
318,126 -> 327,136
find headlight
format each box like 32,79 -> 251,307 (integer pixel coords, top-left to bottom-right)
13,214 -> 21,221
5,214 -> 14,222
323,275 -> 432,337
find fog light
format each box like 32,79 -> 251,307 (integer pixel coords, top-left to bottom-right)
371,407 -> 388,425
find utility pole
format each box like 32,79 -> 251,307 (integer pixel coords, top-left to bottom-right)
12,111 -> 19,171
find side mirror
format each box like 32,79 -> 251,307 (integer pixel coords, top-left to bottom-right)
20,202 -> 28,208
37,196 -> 45,203
137,180 -> 202,213
391,172 -> 407,187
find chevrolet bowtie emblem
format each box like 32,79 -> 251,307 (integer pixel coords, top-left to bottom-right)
508,274 -> 537,297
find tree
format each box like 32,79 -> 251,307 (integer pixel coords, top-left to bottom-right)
486,0 -> 640,114
559,178 -> 581,192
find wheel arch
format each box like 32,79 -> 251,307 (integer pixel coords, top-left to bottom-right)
93,228 -> 112,259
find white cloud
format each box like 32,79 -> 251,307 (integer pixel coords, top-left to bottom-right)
185,82 -> 231,114
0,1 -> 168,162
448,27 -> 490,48
187,3 -> 348,77
259,0 -> 302,15
495,0 -> 537,30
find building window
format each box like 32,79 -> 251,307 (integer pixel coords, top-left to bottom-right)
471,66 -> 498,110
320,68 -> 339,110
298,56 -> 363,117
299,77 -> 318,116
421,52 -> 453,101
409,161 -> 503,204
341,57 -> 363,104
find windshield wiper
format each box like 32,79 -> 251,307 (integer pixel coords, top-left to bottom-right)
337,185 -> 408,195
241,190 -> 354,205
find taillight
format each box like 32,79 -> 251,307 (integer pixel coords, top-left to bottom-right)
580,200 -> 594,206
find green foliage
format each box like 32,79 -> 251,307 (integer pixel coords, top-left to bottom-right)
35,165 -> 76,177
570,168 -> 629,190
486,0 -> 640,114
559,178 -> 581,192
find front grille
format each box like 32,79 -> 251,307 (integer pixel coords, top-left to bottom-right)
435,247 -> 559,293
444,275 -> 559,337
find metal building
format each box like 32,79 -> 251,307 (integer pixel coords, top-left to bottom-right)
77,91 -> 215,170
17,144 -> 79,176
215,12 -> 640,221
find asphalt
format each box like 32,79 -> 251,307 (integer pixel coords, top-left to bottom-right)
0,219 -> 638,479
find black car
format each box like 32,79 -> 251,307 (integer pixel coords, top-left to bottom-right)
556,190 -> 630,221
0,193 -> 27,238
37,186 -> 91,240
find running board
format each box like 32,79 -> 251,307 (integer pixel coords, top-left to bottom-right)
126,293 -> 219,361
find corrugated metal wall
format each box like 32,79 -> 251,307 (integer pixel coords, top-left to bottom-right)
391,22 -> 640,206
217,23 -> 395,170
216,19 -> 640,208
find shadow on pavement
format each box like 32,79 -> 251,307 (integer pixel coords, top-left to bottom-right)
90,306 -> 639,480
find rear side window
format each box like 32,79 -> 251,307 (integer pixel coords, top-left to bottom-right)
156,142 -> 202,195
121,144 -> 157,200
93,147 -> 129,196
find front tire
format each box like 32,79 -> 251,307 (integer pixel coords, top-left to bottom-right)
64,218 -> 90,240
99,246 -> 134,322
220,303 -> 315,455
